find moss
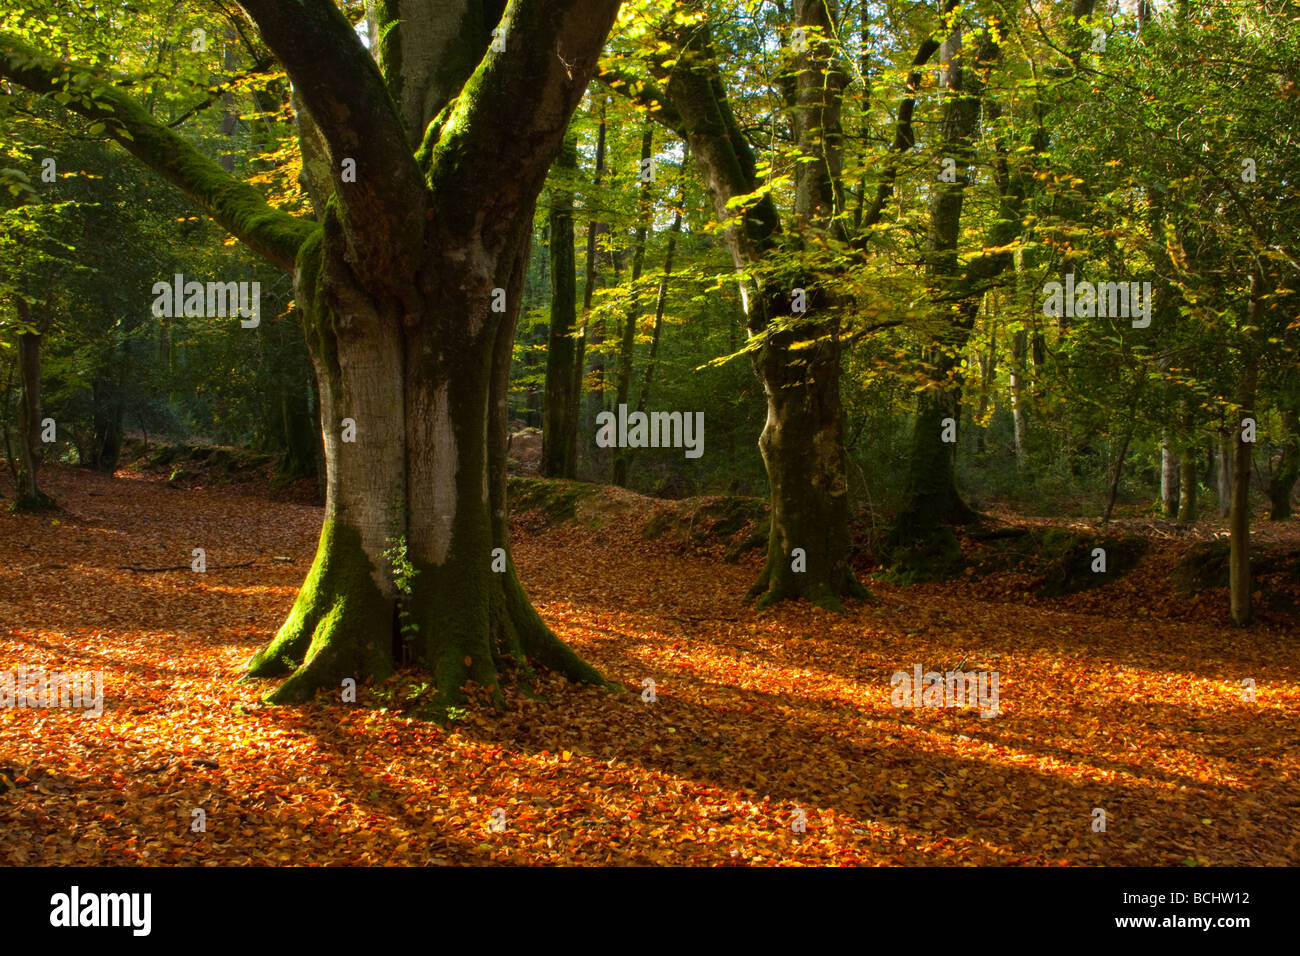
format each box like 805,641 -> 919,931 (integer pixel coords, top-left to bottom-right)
1037,531 -> 1147,597
248,520 -> 392,704
642,511 -> 674,540
1171,541 -> 1232,594
881,525 -> 966,586
374,0 -> 404,110
968,526 -> 1148,596
507,476 -> 588,525
9,489 -> 57,514
640,495 -> 769,558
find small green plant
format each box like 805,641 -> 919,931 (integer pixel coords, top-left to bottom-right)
383,535 -> 420,647
445,706 -> 468,723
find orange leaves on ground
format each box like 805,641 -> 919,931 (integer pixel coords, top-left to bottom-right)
0,466 -> 1298,866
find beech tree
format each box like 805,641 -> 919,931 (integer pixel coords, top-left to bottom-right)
1,0 -> 623,704
600,0 -> 875,608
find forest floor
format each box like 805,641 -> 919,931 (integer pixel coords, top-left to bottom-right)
1,462 -> 1298,866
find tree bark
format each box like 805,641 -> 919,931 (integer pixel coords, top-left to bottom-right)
612,124 -> 654,486
745,0 -> 866,608
14,298 -> 49,508
1177,446 -> 1197,522
1267,406 -> 1299,520
1217,431 -> 1233,518
634,176 -> 684,426
542,131 -> 581,478
889,26 -> 988,554
1010,326 -> 1028,467
574,96 -> 608,458
633,9 -> 866,608
1160,432 -> 1179,517
1230,277 -> 1260,626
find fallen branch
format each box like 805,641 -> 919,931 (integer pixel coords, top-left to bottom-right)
117,560 -> 256,573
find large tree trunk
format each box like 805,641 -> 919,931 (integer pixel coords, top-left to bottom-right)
743,0 -> 865,608
638,8 -> 866,609
200,0 -> 622,706
247,213 -> 604,706
745,286 -> 866,609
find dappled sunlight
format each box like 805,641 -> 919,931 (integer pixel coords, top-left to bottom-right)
1,466 -> 1297,866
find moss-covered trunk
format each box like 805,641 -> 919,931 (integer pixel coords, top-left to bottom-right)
745,292 -> 868,610
888,303 -> 980,566
250,219 -> 604,707
886,28 -> 985,569
2,0 -> 624,709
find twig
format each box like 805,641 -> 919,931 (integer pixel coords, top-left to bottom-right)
117,560 -> 256,573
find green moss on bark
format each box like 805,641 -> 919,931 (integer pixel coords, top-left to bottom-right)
247,520 -> 393,704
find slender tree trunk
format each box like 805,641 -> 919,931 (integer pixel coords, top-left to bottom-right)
1161,432 -> 1179,517
635,188 -> 682,416
14,300 -> 48,508
1230,279 -> 1261,626
1103,422 -> 1135,524
218,28 -> 239,173
975,317 -> 996,454
1268,406 -> 1299,520
574,96 -> 607,449
1178,447 -> 1197,522
890,27 -> 985,554
1217,431 -> 1233,517
1010,326 -> 1028,467
612,124 -> 654,486
542,132 -> 580,478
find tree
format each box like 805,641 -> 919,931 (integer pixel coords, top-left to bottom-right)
1,0 -> 623,706
541,129 -> 582,478
602,0 -> 873,608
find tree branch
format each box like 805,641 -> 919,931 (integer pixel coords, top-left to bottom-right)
420,0 -> 623,255
0,32 -> 313,272
858,0 -> 960,237
236,0 -> 428,279
595,62 -> 687,136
